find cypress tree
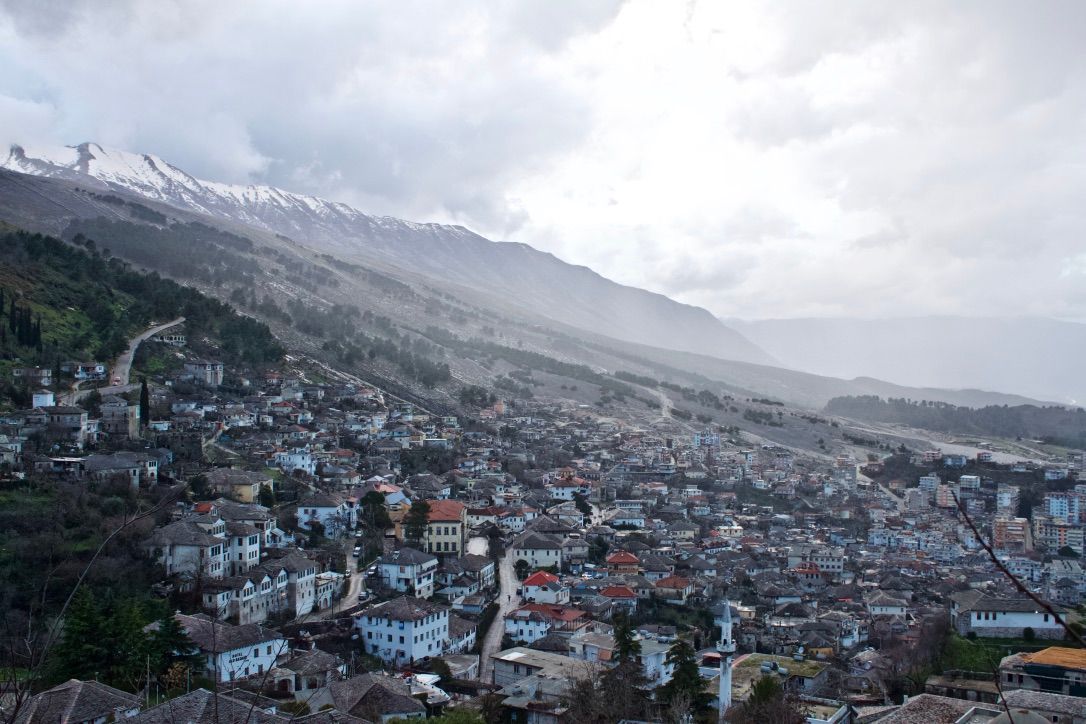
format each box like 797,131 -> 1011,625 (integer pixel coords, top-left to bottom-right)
139,377 -> 150,428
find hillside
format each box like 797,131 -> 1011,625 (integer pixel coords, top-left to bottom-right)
825,395 -> 1086,449
3,143 -> 775,367
0,166 -> 1047,431
0,227 -> 282,408
734,316 -> 1081,405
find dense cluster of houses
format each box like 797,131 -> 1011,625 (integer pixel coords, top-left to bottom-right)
8,332 -> 1086,724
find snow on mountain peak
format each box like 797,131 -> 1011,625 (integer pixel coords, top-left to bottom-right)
1,141 -> 365,229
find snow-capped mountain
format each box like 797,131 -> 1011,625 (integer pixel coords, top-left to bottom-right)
2,142 -> 774,366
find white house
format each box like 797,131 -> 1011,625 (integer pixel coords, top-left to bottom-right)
376,547 -> 439,599
866,591 -> 908,617
510,532 -> 563,570
951,590 -> 1066,639
356,597 -> 450,665
521,570 -> 569,604
172,613 -> 288,683
504,608 -> 553,644
295,491 -> 354,538
274,449 -> 317,476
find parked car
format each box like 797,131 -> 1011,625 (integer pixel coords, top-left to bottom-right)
352,547 -> 361,557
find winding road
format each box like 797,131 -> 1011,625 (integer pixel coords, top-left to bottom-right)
112,317 -> 186,387
63,317 -> 185,405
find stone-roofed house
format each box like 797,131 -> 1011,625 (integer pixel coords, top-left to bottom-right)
262,550 -> 320,617
170,613 -> 288,683
354,596 -> 450,665
143,516 -> 227,580
126,688 -> 287,723
511,531 -> 563,570
11,679 -> 140,724
328,672 -> 427,721
951,590 -> 1065,639
296,491 -> 353,538
375,547 -> 438,599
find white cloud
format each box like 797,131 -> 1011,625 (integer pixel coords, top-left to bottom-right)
1,0 -> 1085,320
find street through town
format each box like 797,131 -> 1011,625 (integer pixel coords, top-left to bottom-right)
478,541 -> 519,683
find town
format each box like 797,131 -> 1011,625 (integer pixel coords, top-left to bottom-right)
3,313 -> 1086,724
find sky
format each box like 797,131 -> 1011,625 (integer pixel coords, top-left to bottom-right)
1,0 -> 1085,320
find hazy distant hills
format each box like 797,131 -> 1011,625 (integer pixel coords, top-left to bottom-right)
734,317 -> 1082,405
3,143 -> 773,368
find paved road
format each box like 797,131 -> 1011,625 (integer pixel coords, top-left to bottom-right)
62,317 -> 185,405
479,544 -> 519,683
112,317 -> 185,386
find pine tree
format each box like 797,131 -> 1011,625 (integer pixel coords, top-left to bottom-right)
147,613 -> 203,677
105,600 -> 149,690
658,638 -> 712,717
53,588 -> 108,682
613,611 -> 641,663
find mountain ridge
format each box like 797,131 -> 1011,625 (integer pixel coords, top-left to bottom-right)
3,142 -> 775,368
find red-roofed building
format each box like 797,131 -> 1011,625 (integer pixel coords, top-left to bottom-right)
504,603 -> 590,643
600,585 -> 639,613
424,499 -> 466,556
522,570 -> 568,604
606,550 -> 641,574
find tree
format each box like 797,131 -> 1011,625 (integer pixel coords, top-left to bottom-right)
404,500 -> 431,550
658,639 -> 712,718
258,483 -> 276,508
572,493 -> 592,517
612,612 -> 640,663
514,559 -> 531,580
138,377 -> 150,429
725,675 -> 805,724
588,535 -> 609,565
52,588 -> 107,682
147,613 -> 203,679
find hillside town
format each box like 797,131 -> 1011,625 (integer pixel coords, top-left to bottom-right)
2,325 -> 1086,724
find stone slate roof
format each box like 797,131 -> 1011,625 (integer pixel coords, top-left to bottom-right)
13,679 -> 138,724
329,673 -> 426,719
128,688 -> 285,722
377,547 -> 437,567
174,613 -> 285,654
362,596 -> 447,622
512,532 -> 562,550
147,519 -> 220,548
282,648 -> 343,676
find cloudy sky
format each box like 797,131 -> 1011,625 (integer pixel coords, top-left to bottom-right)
2,0 -> 1085,320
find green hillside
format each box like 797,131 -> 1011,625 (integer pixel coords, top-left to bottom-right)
0,227 -> 283,408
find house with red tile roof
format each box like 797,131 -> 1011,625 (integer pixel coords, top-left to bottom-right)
606,550 -> 641,574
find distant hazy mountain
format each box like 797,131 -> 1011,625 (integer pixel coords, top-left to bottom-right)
733,317 -> 1083,405
3,142 -> 774,367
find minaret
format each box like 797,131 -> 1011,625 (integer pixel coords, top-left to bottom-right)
716,598 -> 736,721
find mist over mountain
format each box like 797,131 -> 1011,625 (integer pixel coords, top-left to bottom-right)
3,142 -> 773,368
0,142 -> 1057,415
733,316 -> 1083,405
